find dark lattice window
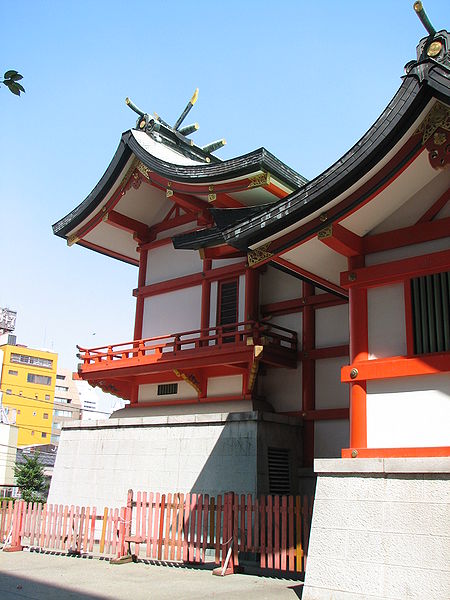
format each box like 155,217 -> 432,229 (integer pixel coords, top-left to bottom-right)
411,270 -> 450,354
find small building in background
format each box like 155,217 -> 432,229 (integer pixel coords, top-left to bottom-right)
52,368 -> 82,445
0,335 -> 57,447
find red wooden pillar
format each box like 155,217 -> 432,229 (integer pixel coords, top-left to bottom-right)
133,248 -> 148,340
245,268 -> 260,322
348,256 -> 368,449
201,259 -> 212,332
302,282 -> 315,466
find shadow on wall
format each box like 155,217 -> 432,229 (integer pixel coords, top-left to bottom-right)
189,412 -> 303,497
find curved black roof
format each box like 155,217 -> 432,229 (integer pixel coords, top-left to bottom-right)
52,132 -> 307,239
174,38 -> 450,253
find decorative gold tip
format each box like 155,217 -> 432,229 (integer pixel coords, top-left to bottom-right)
205,157 -> 211,163
413,1 -> 423,12
166,189 -> 174,198
208,193 -> 216,203
67,234 -> 80,247
194,123 -> 199,130
125,97 -> 130,104
222,139 -> 226,145
190,88 -> 199,105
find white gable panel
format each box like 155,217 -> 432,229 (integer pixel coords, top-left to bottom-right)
315,304 -> 349,348
83,221 -> 138,261
282,239 -> 348,286
114,184 -> 172,226
341,150 -> 438,236
261,266 -> 302,304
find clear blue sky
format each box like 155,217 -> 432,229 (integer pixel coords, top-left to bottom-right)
1,0 -> 448,370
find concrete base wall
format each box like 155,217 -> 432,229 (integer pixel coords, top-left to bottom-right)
303,458 -> 450,600
48,411 -> 302,512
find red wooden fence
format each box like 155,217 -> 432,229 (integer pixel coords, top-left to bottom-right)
0,491 -> 313,574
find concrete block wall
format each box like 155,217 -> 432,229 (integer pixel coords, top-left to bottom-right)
303,458 -> 450,600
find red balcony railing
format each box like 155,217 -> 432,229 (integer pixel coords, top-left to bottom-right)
77,320 -> 297,368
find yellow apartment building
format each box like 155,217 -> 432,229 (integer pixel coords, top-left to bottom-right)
0,341 -> 58,446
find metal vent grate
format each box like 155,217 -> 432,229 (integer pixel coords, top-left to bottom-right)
411,271 -> 450,354
268,447 -> 291,495
157,383 -> 178,396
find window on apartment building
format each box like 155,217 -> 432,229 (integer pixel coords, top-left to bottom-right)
31,430 -> 35,436
11,353 -> 53,369
53,423 -> 61,430
45,395 -> 50,400
55,385 -> 69,392
411,270 -> 450,354
27,373 -> 52,386
6,389 -> 12,395
41,432 -> 47,438
8,370 -> 18,376
43,413 -> 49,419
54,409 -> 71,417
56,374 -> 65,380
32,411 -> 37,416
157,383 -> 178,396
51,434 -> 60,444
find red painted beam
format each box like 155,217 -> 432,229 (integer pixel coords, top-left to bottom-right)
299,344 -> 349,360
261,293 -> 347,317
169,191 -> 208,213
211,193 -> 243,208
342,352 -> 450,383
341,248 -> 450,289
416,188 -> 450,224
364,215 -> 450,254
282,408 -> 349,420
106,210 -> 150,240
134,262 -> 247,298
342,446 -> 450,459
77,240 -> 139,266
318,223 -> 364,257
129,394 -> 252,409
273,256 -> 349,298
201,247 -> 247,260
263,182 -> 290,199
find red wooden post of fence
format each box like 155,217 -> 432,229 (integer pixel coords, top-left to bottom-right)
267,496 -> 273,569
164,493 -> 171,561
110,489 -> 133,564
182,492 -> 190,563
295,495 -> 304,572
146,492 -> 154,558
281,496 -> 287,571
288,496 -> 295,571
260,496 -> 266,568
213,492 -> 234,576
176,493 -> 184,562
274,495 -> 280,570
195,494 -> 202,562
201,494 -> 208,563
4,500 -> 23,552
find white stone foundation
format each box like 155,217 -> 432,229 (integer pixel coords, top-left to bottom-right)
48,411 -> 301,511
303,458 -> 450,600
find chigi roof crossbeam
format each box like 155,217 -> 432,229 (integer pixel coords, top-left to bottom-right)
125,88 -> 226,165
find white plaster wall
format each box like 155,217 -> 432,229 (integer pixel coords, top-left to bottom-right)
155,221 -> 195,240
260,266 -> 301,304
304,465 -> 450,600
315,304 -> 349,348
259,367 -> 302,413
368,283 -> 406,359
365,236 -> 450,267
211,258 -> 246,269
138,381 -> 198,402
142,286 -> 202,339
48,416 -> 259,510
207,375 -> 242,397
367,374 -> 450,448
315,357 -> 349,410
146,245 -> 202,284
314,419 -> 349,458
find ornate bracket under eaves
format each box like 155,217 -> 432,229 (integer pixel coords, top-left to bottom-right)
416,101 -> 450,169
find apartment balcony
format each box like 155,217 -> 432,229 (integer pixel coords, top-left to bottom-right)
77,320 -> 298,400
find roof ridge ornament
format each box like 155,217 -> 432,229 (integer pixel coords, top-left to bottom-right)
125,90 -> 226,164
412,2 -> 448,64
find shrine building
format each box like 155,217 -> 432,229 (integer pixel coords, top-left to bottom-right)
49,9 -> 449,598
